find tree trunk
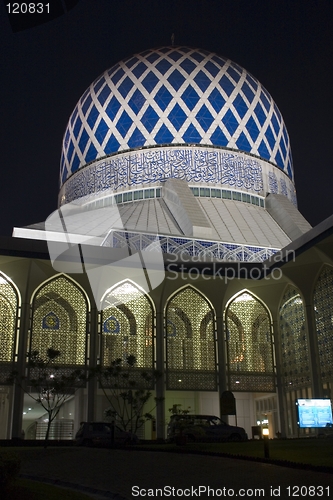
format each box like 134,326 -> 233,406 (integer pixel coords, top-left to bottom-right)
44,416 -> 52,448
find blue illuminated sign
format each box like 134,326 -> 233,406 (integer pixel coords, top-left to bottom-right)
296,399 -> 333,428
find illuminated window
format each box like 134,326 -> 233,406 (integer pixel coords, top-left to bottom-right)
100,281 -> 154,368
166,286 -> 217,390
225,292 -> 275,391
0,272 -> 19,363
279,286 -> 310,389
30,276 -> 88,365
314,265 -> 333,382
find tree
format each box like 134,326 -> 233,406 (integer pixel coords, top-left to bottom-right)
168,404 -> 191,416
168,404 -> 192,445
94,355 -> 163,435
10,348 -> 87,446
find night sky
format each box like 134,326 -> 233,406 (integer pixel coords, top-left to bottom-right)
1,0 -> 332,237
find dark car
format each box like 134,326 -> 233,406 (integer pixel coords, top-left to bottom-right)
167,414 -> 248,442
75,421 -> 138,446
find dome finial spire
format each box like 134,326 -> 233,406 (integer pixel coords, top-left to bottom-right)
171,33 -> 175,47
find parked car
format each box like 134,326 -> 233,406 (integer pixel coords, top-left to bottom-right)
167,414 -> 248,442
75,421 -> 138,446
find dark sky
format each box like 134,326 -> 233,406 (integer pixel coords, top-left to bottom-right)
1,0 -> 332,237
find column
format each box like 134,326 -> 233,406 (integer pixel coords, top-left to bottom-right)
155,310 -> 165,440
305,303 -> 323,398
11,262 -> 32,439
216,314 -> 228,419
272,319 -> 287,438
87,305 -> 98,421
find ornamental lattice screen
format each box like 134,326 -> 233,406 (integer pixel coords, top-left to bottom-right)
0,273 -> 19,383
30,276 -> 88,366
279,285 -> 310,390
100,281 -> 154,370
314,265 -> 333,382
225,292 -> 275,392
166,286 -> 217,391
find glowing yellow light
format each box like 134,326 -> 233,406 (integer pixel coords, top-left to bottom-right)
233,293 -> 254,303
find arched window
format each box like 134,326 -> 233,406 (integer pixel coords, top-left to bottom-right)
165,286 -> 217,391
30,276 -> 89,365
279,285 -> 310,389
225,292 -> 274,391
314,265 -> 333,382
0,272 -> 19,366
100,281 -> 154,368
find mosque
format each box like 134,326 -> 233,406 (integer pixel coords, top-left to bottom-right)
1,46 -> 332,441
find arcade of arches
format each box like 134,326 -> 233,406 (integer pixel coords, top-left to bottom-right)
0,255 -> 332,442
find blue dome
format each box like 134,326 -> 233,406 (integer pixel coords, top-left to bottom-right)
60,46 -> 293,186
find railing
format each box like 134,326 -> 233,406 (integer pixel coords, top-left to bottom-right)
103,230 -> 279,262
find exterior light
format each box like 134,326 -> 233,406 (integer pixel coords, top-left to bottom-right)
263,427 -> 269,458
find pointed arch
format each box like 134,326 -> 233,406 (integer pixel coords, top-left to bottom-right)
0,271 -> 20,369
30,274 -> 89,365
224,290 -> 275,392
100,279 -> 155,368
313,264 -> 333,382
279,284 -> 310,390
165,285 -> 217,391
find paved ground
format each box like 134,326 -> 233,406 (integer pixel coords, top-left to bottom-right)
19,447 -> 332,499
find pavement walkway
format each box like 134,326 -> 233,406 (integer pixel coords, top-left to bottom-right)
19,447 -> 332,499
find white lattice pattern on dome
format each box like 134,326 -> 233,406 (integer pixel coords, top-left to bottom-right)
102,230 -> 279,262
60,47 -> 293,186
